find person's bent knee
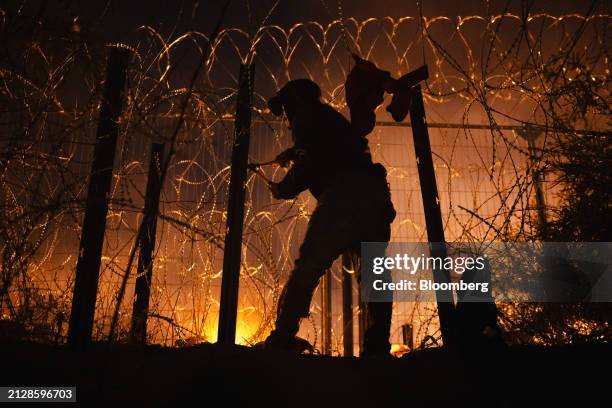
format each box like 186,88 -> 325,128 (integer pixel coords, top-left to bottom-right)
287,261 -> 326,294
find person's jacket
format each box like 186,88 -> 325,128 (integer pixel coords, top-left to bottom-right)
275,102 -> 374,200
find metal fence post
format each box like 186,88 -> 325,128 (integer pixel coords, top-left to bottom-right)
68,47 -> 129,348
358,297 -> 365,354
217,63 -> 255,345
321,269 -> 332,355
129,142 -> 164,344
409,82 -> 457,347
341,252 -> 353,357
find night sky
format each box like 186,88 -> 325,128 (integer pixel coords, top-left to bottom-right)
3,0 -> 604,42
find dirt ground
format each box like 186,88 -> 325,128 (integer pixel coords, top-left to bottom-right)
0,341 -> 609,407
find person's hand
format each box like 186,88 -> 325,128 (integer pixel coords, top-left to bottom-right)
274,149 -> 294,168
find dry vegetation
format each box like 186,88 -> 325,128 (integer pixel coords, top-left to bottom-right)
0,0 -> 610,350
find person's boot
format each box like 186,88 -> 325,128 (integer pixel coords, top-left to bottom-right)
261,331 -> 314,354
360,301 -> 393,358
259,280 -> 315,353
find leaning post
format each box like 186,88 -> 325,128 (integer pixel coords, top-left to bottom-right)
408,77 -> 457,347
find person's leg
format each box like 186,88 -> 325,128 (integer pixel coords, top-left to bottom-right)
266,191 -> 363,349
362,302 -> 393,356
357,171 -> 396,356
357,227 -> 394,356
267,170 -> 396,353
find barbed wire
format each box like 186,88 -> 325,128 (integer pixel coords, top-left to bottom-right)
0,3 -> 609,352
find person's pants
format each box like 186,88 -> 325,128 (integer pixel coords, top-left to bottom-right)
271,168 -> 396,354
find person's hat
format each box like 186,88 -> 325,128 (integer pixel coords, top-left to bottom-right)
267,79 -> 321,116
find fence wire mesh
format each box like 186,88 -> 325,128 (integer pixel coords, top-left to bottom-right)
1,8 -> 609,353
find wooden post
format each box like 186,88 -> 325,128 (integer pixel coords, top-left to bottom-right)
68,47 -> 129,348
341,252 -> 353,357
409,82 -> 457,347
129,142 -> 164,344
217,63 -> 255,345
321,269 -> 332,355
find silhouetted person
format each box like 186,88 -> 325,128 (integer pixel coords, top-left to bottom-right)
345,54 -> 416,137
455,257 -> 503,351
262,78 -> 396,357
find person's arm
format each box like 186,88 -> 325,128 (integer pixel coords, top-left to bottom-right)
271,113 -> 314,199
271,148 -> 309,199
274,147 -> 296,168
